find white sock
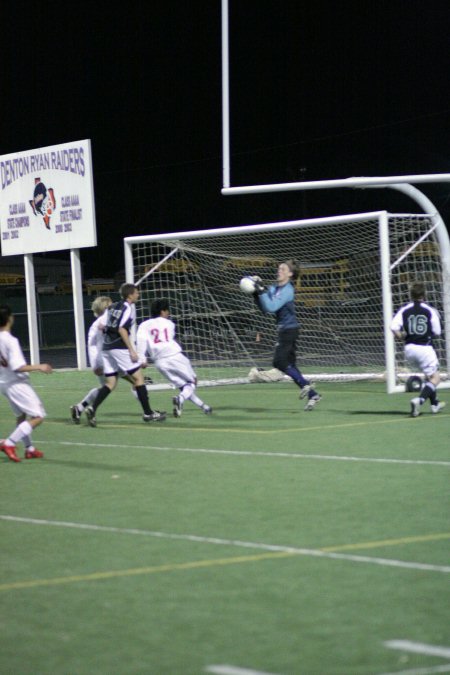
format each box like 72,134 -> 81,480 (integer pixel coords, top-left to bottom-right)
190,393 -> 205,408
80,388 -> 99,409
9,421 -> 33,445
181,384 -> 205,409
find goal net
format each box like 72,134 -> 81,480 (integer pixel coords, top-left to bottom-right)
124,211 -> 450,392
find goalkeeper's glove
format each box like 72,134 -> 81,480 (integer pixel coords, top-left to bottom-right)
250,276 -> 265,295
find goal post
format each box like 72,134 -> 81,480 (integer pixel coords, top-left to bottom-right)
124,210 -> 450,393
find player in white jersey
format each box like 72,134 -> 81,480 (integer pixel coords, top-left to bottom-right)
391,281 -> 446,417
137,298 -> 212,417
0,305 -> 52,462
70,295 -> 112,423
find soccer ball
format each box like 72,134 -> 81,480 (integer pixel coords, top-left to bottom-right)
239,276 -> 256,294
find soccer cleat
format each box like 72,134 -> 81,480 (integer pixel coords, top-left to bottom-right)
85,406 -> 97,427
143,410 -> 167,422
172,396 -> 183,418
202,405 -> 213,415
410,397 -> 421,418
431,401 -> 446,414
299,384 -> 312,400
25,448 -> 44,459
1,442 -> 21,463
70,405 -> 81,424
304,394 -> 321,411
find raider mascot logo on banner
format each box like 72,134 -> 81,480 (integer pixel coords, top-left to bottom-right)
29,177 -> 56,230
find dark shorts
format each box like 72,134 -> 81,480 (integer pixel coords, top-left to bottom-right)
273,328 -> 298,372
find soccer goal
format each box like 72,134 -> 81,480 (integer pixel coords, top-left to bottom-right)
124,210 -> 450,393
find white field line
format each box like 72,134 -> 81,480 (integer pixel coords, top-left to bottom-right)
384,641 -> 450,660
205,666 -> 280,675
1,516 -> 450,574
49,440 -> 450,467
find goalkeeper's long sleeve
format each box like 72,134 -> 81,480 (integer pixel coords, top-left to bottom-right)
257,283 -> 294,313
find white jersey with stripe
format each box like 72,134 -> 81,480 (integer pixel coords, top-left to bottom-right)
136,316 -> 181,362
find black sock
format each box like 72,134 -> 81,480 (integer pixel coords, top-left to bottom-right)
426,383 -> 437,405
92,385 -> 111,411
419,382 -> 433,403
136,384 -> 152,415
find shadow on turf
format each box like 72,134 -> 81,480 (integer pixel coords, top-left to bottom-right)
349,409 -> 413,416
45,457 -> 178,473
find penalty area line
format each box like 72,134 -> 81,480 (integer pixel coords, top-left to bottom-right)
1,516 -> 450,575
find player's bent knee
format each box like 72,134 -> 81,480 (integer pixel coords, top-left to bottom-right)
130,372 -> 144,387
429,372 -> 440,386
104,375 -> 119,390
273,357 -> 288,372
29,416 -> 44,428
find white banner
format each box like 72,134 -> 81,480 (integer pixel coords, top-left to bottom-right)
0,139 -> 96,255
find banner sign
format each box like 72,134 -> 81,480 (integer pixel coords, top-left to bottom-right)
0,139 -> 96,255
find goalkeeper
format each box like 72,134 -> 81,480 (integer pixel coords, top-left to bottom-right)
252,260 -> 321,410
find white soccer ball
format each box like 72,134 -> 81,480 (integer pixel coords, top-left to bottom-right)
239,276 -> 256,294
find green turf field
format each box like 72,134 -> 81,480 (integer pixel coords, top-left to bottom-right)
1,371 -> 449,675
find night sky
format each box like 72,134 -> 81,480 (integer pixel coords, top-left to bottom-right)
2,1 -> 450,278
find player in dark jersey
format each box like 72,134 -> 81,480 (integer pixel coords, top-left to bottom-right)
391,281 -> 445,417
253,260 -> 321,411
84,283 -> 166,426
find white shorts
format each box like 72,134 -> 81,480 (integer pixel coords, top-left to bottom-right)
404,343 -> 439,378
1,381 -> 46,418
155,353 -> 196,388
102,349 -> 141,376
93,370 -> 128,386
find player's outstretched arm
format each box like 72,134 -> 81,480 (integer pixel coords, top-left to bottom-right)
17,363 -> 53,374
